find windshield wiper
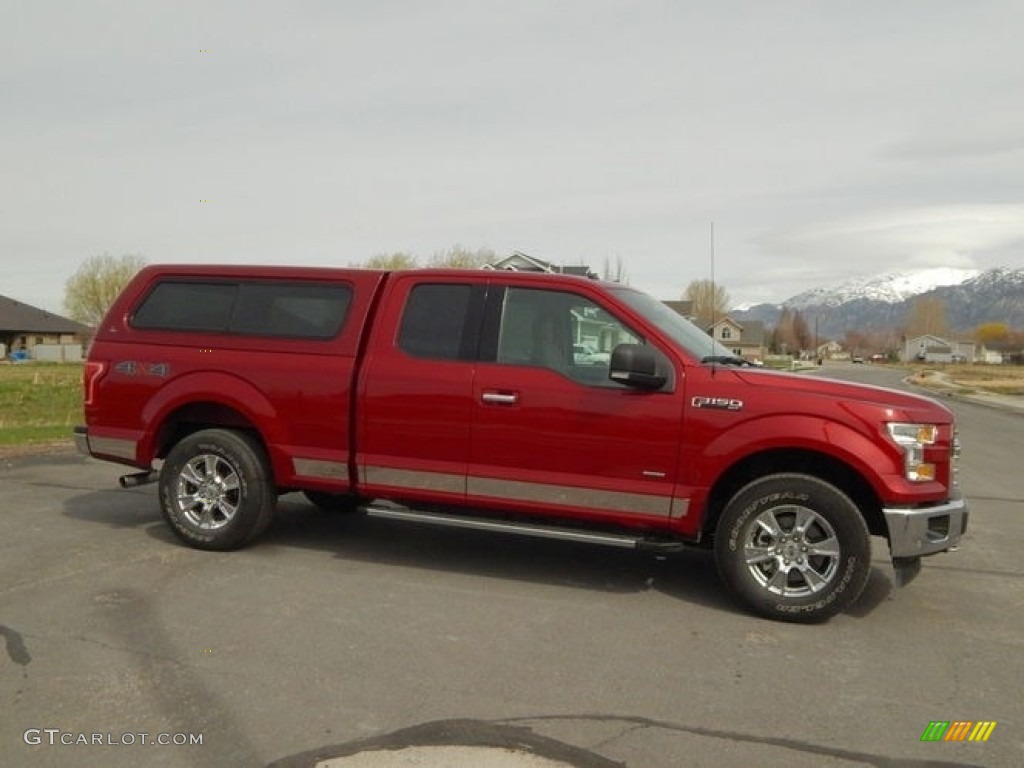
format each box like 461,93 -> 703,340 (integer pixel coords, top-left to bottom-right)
701,355 -> 751,367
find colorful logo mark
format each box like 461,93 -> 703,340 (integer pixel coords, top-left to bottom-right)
921,721 -> 996,742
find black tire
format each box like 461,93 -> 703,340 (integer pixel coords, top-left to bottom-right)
714,473 -> 870,622
303,490 -> 359,514
158,428 -> 276,551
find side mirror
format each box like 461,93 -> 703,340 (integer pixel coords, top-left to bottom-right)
609,344 -> 667,389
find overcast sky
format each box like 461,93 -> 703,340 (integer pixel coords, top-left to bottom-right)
4,0 -> 1024,314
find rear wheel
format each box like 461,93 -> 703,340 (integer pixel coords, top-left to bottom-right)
714,473 -> 870,622
159,428 -> 275,550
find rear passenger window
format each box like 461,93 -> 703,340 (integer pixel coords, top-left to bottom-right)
132,282 -> 237,332
398,284 -> 473,360
233,283 -> 351,339
132,280 -> 351,339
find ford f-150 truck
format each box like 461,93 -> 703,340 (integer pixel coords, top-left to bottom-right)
75,265 -> 968,621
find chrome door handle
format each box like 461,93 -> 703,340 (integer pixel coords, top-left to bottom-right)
481,391 -> 519,405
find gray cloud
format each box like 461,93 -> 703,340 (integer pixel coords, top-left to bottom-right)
3,1 -> 1023,313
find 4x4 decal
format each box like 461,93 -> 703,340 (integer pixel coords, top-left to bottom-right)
114,361 -> 170,378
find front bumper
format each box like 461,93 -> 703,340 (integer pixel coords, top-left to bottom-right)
883,491 -> 969,559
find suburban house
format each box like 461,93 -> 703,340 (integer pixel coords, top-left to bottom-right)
0,295 -> 91,361
486,251 -> 596,278
708,317 -> 767,364
903,334 -> 976,364
816,340 -> 846,360
979,347 -> 1006,364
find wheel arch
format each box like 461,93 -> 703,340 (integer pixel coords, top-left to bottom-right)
152,401 -> 265,459
702,448 -> 886,541
139,372 -> 283,482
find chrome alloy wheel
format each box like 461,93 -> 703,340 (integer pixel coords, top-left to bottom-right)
743,504 -> 841,597
174,453 -> 241,530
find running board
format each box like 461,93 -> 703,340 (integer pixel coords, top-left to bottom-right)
362,504 -> 684,552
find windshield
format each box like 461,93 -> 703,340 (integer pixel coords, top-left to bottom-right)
610,286 -> 737,361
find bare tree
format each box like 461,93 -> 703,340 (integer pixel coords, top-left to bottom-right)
428,245 -> 495,269
357,252 -> 419,270
64,253 -> 147,327
905,297 -> 950,338
792,309 -> 812,352
773,308 -> 795,354
683,279 -> 731,328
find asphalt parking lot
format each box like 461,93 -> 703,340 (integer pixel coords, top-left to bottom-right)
2,367 -> 1022,767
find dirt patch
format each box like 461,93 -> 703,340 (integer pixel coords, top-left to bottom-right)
0,439 -> 75,461
950,378 -> 1024,393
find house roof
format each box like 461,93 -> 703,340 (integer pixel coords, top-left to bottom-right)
0,295 -> 91,335
736,319 -> 765,346
487,251 -> 595,277
906,334 -> 949,346
709,317 -> 765,346
662,300 -> 694,318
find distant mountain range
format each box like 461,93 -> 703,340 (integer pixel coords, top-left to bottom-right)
731,267 -> 1024,339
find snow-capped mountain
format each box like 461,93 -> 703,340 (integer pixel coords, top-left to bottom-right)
786,268 -> 980,309
733,267 -> 1024,338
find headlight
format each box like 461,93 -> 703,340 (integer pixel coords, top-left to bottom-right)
886,422 -> 938,482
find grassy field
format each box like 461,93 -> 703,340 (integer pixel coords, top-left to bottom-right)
0,363 -> 83,447
910,363 -> 1024,395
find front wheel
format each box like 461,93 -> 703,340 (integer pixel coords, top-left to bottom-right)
714,473 -> 871,622
159,428 -> 276,551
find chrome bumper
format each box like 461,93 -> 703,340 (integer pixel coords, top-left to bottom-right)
883,492 -> 969,559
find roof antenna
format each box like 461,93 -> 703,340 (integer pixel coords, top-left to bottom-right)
710,221 -> 717,378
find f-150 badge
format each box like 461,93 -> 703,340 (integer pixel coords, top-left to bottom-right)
691,396 -> 743,411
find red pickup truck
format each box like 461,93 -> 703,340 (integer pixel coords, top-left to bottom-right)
75,265 -> 968,621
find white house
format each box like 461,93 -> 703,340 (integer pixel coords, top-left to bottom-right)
708,318 -> 767,364
903,335 -> 976,363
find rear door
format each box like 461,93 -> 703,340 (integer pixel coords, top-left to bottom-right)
469,282 -> 687,526
356,274 -> 486,504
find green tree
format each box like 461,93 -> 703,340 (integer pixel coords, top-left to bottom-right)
683,279 -> 730,328
64,253 -> 147,327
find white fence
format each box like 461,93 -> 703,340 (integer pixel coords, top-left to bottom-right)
30,344 -> 84,362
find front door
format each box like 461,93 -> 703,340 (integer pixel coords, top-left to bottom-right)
469,284 -> 686,526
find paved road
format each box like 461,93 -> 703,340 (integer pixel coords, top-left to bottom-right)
1,363 -> 1021,767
